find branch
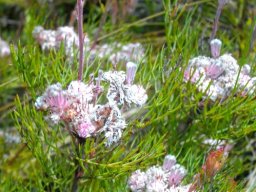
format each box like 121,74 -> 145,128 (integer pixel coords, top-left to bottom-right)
210,0 -> 229,41
77,0 -> 85,81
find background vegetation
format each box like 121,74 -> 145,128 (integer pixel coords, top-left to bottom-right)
1,0 -> 256,191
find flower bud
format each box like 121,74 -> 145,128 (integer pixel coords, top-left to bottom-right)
163,155 -> 176,171
126,62 -> 137,85
210,39 -> 222,58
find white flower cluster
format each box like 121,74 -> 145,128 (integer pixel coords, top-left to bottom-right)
32,26 -> 144,65
128,154 -> 191,192
89,42 -> 145,68
0,37 -> 10,57
202,138 -> 226,150
33,26 -> 90,61
0,130 -> 21,144
35,62 -> 147,146
184,39 -> 256,101
107,43 -> 144,66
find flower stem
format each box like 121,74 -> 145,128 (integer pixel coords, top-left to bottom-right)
210,1 -> 227,41
77,0 -> 84,81
71,137 -> 85,192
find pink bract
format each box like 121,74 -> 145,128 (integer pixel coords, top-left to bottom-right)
47,93 -> 69,112
205,64 -> 224,79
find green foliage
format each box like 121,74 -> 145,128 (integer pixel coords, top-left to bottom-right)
1,0 -> 256,191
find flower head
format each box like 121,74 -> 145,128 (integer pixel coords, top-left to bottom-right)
146,166 -> 168,184
128,154 -> 189,192
128,170 -> 147,192
103,70 -> 148,106
124,85 -> 148,106
168,165 -> 187,187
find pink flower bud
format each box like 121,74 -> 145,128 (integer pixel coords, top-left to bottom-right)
126,62 -> 137,85
210,39 -> 222,58
163,155 -> 176,171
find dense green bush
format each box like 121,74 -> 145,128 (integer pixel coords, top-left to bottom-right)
1,0 -> 256,191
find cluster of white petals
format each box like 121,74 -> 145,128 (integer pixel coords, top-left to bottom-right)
184,39 -> 256,101
102,71 -> 148,106
128,154 -> 191,192
108,43 -> 145,65
202,138 -> 226,150
32,26 -> 90,61
0,37 -> 10,57
32,26 -> 144,65
35,62 -> 147,146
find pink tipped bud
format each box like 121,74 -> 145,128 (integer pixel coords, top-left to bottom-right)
210,39 -> 222,58
126,62 -> 137,85
128,170 -> 147,191
163,155 -> 177,171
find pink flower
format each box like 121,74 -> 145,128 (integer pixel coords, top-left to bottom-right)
168,165 -> 187,187
76,121 -> 96,138
128,170 -> 147,191
205,64 -> 224,79
47,93 -> 69,112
